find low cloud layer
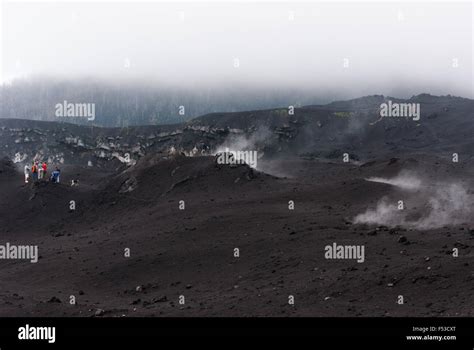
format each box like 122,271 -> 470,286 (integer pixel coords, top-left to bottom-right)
2,2 -> 472,98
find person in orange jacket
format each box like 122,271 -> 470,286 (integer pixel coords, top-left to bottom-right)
31,162 -> 38,182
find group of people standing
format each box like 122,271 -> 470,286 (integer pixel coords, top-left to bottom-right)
24,161 -> 61,184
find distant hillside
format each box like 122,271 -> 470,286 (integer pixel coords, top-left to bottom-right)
0,94 -> 473,168
0,79 -> 327,127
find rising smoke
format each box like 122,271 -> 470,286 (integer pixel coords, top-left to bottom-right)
214,126 -> 272,155
213,126 -> 295,177
213,126 -> 271,169
365,171 -> 422,191
354,172 -> 473,229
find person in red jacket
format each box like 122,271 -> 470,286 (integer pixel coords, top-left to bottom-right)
41,162 -> 47,180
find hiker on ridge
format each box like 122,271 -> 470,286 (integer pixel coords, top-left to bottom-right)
31,162 -> 38,182
41,162 -> 48,180
24,164 -> 30,183
50,167 -> 61,184
38,161 -> 44,180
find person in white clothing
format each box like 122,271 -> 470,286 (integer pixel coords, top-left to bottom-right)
24,164 -> 30,183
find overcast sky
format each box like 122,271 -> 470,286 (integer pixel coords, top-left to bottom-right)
1,1 -> 473,98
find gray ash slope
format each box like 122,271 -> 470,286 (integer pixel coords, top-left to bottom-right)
0,94 -> 473,317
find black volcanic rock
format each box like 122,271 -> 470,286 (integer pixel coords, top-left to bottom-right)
0,156 -> 16,176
